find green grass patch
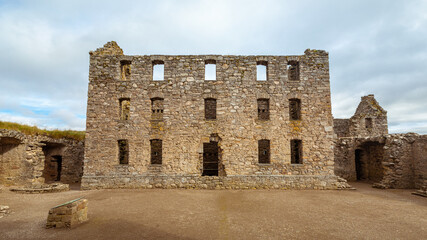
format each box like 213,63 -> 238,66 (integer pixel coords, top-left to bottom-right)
0,121 -> 85,141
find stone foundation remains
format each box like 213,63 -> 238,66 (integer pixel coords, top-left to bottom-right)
46,198 -> 88,228
10,183 -> 70,194
82,41 -> 349,190
82,175 -> 349,190
412,180 -> 427,197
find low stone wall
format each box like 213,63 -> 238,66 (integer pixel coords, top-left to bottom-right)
412,180 -> 427,197
10,183 -> 69,194
81,175 -> 350,190
46,198 -> 88,228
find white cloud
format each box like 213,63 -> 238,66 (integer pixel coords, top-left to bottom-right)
0,0 -> 426,134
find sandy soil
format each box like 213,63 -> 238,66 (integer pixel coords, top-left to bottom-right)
0,182 -> 426,240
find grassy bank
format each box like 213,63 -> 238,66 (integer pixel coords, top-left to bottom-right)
0,121 -> 85,141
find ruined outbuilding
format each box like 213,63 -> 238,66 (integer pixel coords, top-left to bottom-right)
334,95 -> 427,190
81,41 -> 349,190
0,129 -> 84,187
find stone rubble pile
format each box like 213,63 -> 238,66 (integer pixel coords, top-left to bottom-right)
0,205 -> 10,218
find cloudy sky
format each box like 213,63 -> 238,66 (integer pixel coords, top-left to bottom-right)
0,0 -> 426,133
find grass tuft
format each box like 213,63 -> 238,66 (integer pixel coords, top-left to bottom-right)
0,121 -> 85,141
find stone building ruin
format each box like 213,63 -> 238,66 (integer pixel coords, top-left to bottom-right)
1,41 -> 424,193
81,41 -> 349,190
334,95 -> 427,190
0,129 -> 84,186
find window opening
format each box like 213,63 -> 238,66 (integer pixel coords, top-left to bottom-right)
153,60 -> 164,81
205,98 -> 217,120
256,61 -> 267,81
120,60 -> 131,81
365,118 -> 373,129
289,98 -> 301,120
151,98 -> 164,120
287,61 -> 300,81
205,60 -> 216,80
119,98 -> 130,120
118,140 -> 129,164
258,139 -> 270,163
150,139 -> 162,165
257,98 -> 269,120
291,139 -> 302,164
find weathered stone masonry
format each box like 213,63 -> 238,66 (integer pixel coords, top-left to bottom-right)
81,41 -> 349,190
0,129 -> 84,186
333,95 -> 427,190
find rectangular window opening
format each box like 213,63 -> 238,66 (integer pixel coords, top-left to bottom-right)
205,60 -> 216,81
151,98 -> 164,120
119,98 -> 130,120
365,118 -> 373,129
153,61 -> 164,81
256,61 -> 267,81
150,139 -> 162,165
291,139 -> 302,164
258,139 -> 270,164
120,60 -> 131,81
287,61 -> 300,81
118,140 -> 129,164
205,98 -> 217,120
257,98 -> 270,120
289,98 -> 301,120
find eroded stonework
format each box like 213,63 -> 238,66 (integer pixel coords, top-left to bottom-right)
82,41 -> 349,190
0,129 -> 84,186
333,95 -> 427,190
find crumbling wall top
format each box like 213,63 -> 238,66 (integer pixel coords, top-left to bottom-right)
304,49 -> 328,56
354,94 -> 387,117
90,41 -> 123,56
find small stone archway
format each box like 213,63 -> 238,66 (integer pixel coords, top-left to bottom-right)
354,141 -> 385,183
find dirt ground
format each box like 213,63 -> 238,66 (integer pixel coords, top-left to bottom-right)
0,182 -> 426,240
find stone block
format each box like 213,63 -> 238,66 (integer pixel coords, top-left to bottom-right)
46,198 -> 88,229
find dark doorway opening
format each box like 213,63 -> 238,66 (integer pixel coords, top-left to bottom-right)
42,143 -> 64,183
354,142 -> 384,182
355,149 -> 363,180
203,141 -> 219,176
52,155 -> 62,181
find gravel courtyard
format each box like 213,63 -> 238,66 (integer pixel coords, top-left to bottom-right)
1,183 -> 426,240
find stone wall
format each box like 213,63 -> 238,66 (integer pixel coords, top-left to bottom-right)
0,129 -> 84,186
0,136 -> 28,185
82,175 -> 349,190
348,95 -> 388,138
413,135 -> 427,189
333,95 -> 427,189
82,41 -> 346,189
333,119 -> 350,138
334,133 -> 427,189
